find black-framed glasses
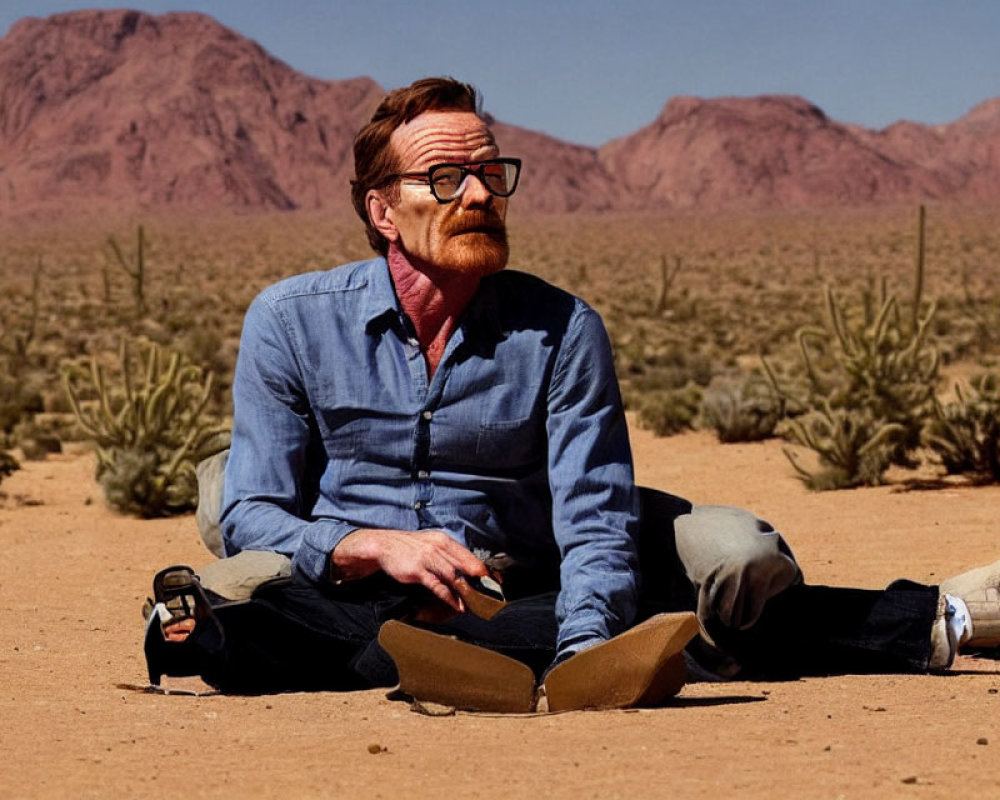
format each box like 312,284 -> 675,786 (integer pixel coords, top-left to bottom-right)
390,158 -> 522,203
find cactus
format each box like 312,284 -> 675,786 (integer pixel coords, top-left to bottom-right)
764,283 -> 939,489
781,401 -> 905,490
923,373 -> 1000,483
63,338 -> 230,517
106,225 -> 148,316
912,204 -> 926,335
824,288 -> 938,461
653,254 -> 685,316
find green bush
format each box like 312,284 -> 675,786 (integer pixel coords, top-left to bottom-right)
63,338 -> 230,517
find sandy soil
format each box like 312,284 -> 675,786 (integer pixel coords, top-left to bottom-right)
3,422 -> 1000,799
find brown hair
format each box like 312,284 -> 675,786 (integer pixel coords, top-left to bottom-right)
351,77 -> 482,255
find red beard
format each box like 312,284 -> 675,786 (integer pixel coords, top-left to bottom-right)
437,208 -> 509,276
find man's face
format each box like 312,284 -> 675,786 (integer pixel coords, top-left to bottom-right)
377,111 -> 509,276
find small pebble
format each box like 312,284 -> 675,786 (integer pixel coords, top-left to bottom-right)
367,743 -> 384,755
977,737 -> 989,746
902,776 -> 918,785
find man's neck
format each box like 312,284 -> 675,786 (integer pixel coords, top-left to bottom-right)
386,245 -> 481,377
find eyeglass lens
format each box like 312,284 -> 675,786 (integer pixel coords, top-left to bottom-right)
430,161 -> 519,201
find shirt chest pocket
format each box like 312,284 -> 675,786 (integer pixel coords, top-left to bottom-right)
463,382 -> 546,471
475,414 -> 545,469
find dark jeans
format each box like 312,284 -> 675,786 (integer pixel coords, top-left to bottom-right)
185,575 -> 937,693
189,576 -> 559,693
174,488 -> 940,692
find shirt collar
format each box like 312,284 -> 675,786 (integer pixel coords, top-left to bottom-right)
362,258 -> 405,335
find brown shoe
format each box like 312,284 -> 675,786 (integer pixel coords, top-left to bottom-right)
542,612 -> 700,712
940,560 -> 1000,648
377,620 -> 537,713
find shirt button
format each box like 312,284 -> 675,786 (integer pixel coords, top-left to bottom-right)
408,338 -> 419,347
413,501 -> 423,510
422,410 -> 433,421
417,470 -> 429,479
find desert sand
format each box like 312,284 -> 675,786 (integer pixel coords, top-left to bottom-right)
3,420 -> 1000,798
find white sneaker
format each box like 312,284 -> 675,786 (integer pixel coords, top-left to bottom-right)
929,593 -> 971,669
940,560 -> 1000,648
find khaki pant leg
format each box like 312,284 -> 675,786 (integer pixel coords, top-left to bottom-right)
674,505 -> 802,632
197,550 -> 292,601
195,449 -> 229,558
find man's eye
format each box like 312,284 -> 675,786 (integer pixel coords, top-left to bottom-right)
432,171 -> 460,188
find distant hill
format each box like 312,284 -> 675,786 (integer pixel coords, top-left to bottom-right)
599,94 -> 1000,211
1,9 -> 997,219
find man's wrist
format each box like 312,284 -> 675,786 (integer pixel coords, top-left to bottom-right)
328,528 -> 381,583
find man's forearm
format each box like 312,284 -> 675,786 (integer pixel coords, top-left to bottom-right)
221,498 -> 358,582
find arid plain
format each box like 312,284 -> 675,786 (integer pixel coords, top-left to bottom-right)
3,206 -> 1000,797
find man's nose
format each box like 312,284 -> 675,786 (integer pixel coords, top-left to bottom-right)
455,172 -> 493,206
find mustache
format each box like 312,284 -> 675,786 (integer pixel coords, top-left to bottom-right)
444,209 -> 506,236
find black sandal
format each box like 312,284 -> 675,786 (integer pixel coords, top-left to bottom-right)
143,565 -> 226,686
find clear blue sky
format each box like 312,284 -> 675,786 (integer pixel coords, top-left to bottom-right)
1,0 -> 997,146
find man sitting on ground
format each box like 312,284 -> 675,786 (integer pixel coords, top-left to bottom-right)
144,77 -> 1000,704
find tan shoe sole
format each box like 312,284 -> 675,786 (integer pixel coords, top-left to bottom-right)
543,612 -> 700,712
378,620 -> 537,713
454,577 -> 508,620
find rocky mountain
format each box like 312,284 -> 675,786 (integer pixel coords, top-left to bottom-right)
0,9 -> 997,218
0,10 -> 381,215
597,94 -> 999,210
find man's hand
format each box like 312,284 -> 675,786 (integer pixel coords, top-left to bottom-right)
331,529 -> 489,612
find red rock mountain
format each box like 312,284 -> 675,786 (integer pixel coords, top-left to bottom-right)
0,9 -> 997,218
0,10 -> 382,214
598,94 -> 1000,210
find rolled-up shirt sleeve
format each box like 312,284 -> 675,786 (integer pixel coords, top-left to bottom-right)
546,302 -> 640,658
220,292 -> 355,581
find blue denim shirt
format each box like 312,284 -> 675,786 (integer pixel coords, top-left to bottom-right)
221,257 -> 639,655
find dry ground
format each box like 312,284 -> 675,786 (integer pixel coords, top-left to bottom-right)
3,419 -> 1000,799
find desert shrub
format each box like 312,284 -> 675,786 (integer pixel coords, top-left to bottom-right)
63,338 -> 230,517
623,342 -> 717,396
701,372 -> 782,443
177,327 -> 227,387
0,375 -> 43,435
0,449 -> 18,486
923,373 -> 1000,483
635,383 -> 702,436
11,413 -> 79,459
765,284 -> 939,489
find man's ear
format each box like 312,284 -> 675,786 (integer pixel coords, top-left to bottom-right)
366,190 -> 399,244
